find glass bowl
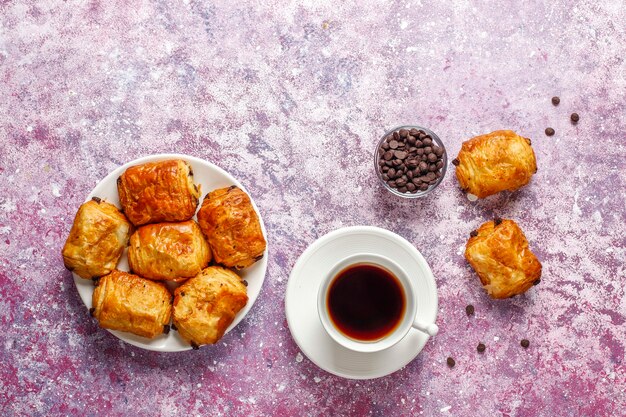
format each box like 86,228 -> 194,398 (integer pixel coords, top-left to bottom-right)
374,125 -> 447,198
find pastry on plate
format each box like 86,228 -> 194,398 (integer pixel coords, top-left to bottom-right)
454,130 -> 537,199
465,218 -> 542,299
197,186 -> 266,269
91,270 -> 172,338
128,220 -> 211,282
117,159 -> 200,226
62,198 -> 132,279
172,266 -> 248,348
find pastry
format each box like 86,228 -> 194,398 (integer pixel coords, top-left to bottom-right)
117,159 -> 200,226
465,218 -> 542,299
454,130 -> 537,198
197,186 -> 266,269
62,198 -> 132,279
91,270 -> 172,338
128,220 -> 211,282
172,266 -> 248,347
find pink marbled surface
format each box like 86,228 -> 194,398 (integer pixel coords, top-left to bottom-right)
1,1 -> 625,416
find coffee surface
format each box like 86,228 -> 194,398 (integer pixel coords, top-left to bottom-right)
327,264 -> 405,341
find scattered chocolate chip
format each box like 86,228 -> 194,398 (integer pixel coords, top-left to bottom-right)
89,307 -> 95,317
521,339 -> 530,348
571,113 -> 579,123
242,280 -> 248,287
117,177 -> 122,185
545,127 -> 555,136
181,291 -> 186,297
494,217 -> 503,226
452,158 -> 460,166
465,304 -> 475,316
447,357 -> 456,368
470,230 -> 478,237
91,196 -> 101,203
477,343 -> 486,353
533,279 -> 541,286
163,325 -> 170,334
191,342 -> 200,350
171,323 -> 178,331
551,96 -> 560,106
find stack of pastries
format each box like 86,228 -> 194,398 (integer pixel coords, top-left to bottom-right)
62,159 -> 266,348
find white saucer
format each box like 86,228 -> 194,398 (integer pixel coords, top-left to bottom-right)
285,226 -> 438,379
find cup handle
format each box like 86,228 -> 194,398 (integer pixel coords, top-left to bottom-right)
412,318 -> 439,336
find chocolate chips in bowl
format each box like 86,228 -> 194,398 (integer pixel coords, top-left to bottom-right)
375,126 -> 447,198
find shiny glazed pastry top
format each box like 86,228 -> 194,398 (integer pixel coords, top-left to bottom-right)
454,130 -> 537,199
172,266 -> 248,347
91,270 -> 172,339
465,218 -> 542,299
62,198 -> 132,279
197,186 -> 266,269
117,159 -> 200,226
128,220 -> 211,282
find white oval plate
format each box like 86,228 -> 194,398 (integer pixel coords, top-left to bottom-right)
285,226 -> 438,379
73,154 -> 268,352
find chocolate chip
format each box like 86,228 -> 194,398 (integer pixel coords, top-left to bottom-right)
381,142 -> 390,150
406,182 -> 416,192
407,136 -> 416,146
398,186 -> 408,193
521,339 -> 530,348
428,164 -> 437,172
423,138 -> 432,146
89,307 -> 95,317
394,151 -> 407,160
551,96 -> 560,106
181,291 -> 186,297
477,343 -> 486,353
171,323 -> 178,331
470,230 -> 478,237
381,174 -> 389,181
447,357 -> 455,368
426,172 -> 436,181
191,342 -> 200,350
163,325 -> 170,334
419,161 -> 428,172
428,153 -> 437,163
399,129 -> 408,138
571,113 -> 579,123
395,178 -> 407,187
392,131 -> 400,141
419,183 -> 429,191
533,279 -> 541,286
389,140 -> 398,149
452,158 -> 460,166
409,128 -> 419,136
465,305 -> 475,316
392,159 -> 402,167
243,280 -> 248,287
545,127 -> 555,136
91,196 -> 101,203
494,217 -> 502,226
383,151 -> 393,160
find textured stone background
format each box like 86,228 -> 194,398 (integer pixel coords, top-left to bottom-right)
1,1 -> 625,416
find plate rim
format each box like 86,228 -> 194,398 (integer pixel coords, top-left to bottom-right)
285,225 -> 438,379
72,153 -> 269,352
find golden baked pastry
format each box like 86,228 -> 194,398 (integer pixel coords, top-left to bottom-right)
454,130 -> 537,199
172,266 -> 248,347
117,159 -> 200,226
197,186 -> 266,269
128,220 -> 211,282
62,198 -> 132,279
91,270 -> 172,338
465,218 -> 542,299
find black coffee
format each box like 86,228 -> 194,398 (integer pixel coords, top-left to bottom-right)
327,263 -> 405,341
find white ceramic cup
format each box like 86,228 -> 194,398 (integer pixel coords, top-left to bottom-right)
317,253 -> 439,353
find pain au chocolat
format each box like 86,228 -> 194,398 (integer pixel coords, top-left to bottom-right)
197,186 -> 266,269
91,270 -> 172,338
465,218 -> 542,299
454,130 -> 537,199
62,198 -> 132,279
117,159 -> 200,226
128,220 -> 211,282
